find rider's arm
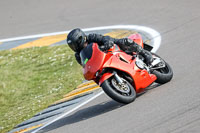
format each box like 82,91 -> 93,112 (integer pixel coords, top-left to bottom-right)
87,34 -> 114,46
87,33 -> 142,52
113,38 -> 142,53
75,52 -> 82,65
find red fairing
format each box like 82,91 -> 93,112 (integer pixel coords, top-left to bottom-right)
100,51 -> 156,93
83,43 -> 106,80
98,72 -> 114,85
82,33 -> 156,94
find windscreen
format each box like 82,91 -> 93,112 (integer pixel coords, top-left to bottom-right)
80,43 -> 93,67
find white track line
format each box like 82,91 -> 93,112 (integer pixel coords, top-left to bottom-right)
32,91 -> 104,133
0,25 -> 161,53
3,25 -> 160,133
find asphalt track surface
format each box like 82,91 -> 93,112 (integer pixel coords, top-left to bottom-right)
1,0 -> 200,133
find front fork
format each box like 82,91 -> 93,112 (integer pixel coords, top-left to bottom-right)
113,71 -> 123,84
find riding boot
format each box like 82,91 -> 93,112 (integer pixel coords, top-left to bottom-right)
138,49 -> 153,65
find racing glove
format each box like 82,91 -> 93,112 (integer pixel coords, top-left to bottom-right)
103,40 -> 114,51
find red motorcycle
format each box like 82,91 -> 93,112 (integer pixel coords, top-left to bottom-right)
80,34 -> 173,104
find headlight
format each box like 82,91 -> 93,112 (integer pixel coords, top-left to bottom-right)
135,60 -> 145,69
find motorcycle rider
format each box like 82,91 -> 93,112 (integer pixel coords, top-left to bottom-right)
66,28 -> 153,65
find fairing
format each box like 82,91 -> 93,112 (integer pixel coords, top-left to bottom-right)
81,34 -> 156,94
82,43 -> 106,80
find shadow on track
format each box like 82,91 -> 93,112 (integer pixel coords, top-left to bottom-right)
136,83 -> 161,97
41,83 -> 161,132
41,100 -> 124,132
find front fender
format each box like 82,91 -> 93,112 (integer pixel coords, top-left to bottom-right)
99,72 -> 114,86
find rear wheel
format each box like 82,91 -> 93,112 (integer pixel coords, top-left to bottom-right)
101,76 -> 136,104
151,53 -> 173,84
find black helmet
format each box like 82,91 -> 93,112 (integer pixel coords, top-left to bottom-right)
67,28 -> 86,52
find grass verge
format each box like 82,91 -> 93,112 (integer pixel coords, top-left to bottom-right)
0,45 -> 83,133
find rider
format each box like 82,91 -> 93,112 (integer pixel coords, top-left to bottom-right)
66,28 -> 153,65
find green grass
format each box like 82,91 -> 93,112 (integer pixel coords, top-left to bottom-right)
0,45 -> 83,133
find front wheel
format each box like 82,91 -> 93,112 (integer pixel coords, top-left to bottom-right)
101,76 -> 136,104
151,53 -> 173,84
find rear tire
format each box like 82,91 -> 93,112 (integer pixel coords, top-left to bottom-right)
101,76 -> 136,104
151,53 -> 173,84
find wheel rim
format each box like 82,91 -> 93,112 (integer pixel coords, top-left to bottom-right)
111,78 -> 131,96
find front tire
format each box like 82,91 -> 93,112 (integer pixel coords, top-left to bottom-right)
101,76 -> 136,104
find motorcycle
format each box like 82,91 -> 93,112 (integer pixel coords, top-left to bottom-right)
79,33 -> 173,104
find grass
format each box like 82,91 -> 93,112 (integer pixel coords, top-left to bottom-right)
0,45 -> 83,133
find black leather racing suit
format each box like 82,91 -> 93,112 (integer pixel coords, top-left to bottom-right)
75,34 -> 152,65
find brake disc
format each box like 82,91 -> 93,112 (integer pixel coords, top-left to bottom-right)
111,78 -> 130,94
